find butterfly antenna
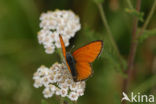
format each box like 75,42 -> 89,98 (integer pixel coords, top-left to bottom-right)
70,45 -> 75,53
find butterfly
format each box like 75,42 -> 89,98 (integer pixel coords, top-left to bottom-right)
59,35 -> 103,82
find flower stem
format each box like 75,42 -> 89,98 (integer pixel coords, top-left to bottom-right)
96,2 -> 124,69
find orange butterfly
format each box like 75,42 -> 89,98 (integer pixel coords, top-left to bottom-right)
59,35 -> 103,82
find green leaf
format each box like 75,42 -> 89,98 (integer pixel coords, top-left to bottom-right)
125,8 -> 144,22
138,28 -> 156,43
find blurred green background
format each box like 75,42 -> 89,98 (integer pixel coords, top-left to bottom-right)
0,0 -> 156,104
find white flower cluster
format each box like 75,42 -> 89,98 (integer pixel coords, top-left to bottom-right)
38,10 -> 81,54
33,63 -> 85,101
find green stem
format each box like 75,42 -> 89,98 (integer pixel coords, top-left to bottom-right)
126,0 -> 133,9
138,0 -> 156,37
96,2 -> 124,69
122,0 -> 141,104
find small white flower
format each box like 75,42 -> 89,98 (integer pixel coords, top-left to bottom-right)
44,45 -> 55,54
60,89 -> 68,97
48,73 -> 56,83
76,89 -> 84,96
75,81 -> 86,89
33,78 -> 43,88
38,10 -> 81,54
80,81 -> 86,89
68,92 -> 79,101
55,88 -> 61,95
58,83 -> 69,90
33,72 -> 40,80
55,73 -> 62,82
42,76 -> 50,87
70,83 -> 78,91
43,87 -> 53,98
48,84 -> 56,92
65,78 -> 73,86
37,65 -> 49,77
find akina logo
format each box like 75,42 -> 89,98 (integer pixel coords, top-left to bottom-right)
121,92 -> 155,103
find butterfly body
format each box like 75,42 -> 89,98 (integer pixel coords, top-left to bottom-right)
59,35 -> 103,82
66,53 -> 77,81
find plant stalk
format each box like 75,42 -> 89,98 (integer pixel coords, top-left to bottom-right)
122,0 -> 141,104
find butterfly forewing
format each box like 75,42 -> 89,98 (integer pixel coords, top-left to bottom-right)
59,35 -> 67,59
59,35 -> 71,72
72,41 -> 103,63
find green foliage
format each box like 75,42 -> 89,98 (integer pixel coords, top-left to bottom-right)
132,75 -> 156,94
102,37 -> 121,70
125,8 -> 144,22
138,29 -> 156,43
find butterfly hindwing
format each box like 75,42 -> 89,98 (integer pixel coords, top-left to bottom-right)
75,62 -> 92,81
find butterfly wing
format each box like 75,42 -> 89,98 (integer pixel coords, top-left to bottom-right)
59,35 -> 71,72
72,41 -> 103,81
59,35 -> 66,59
75,62 -> 92,81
